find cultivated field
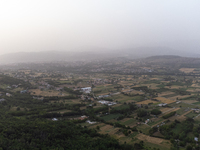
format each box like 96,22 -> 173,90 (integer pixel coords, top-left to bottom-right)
155,97 -> 175,104
136,100 -> 158,105
179,68 -> 195,73
29,89 -> 69,97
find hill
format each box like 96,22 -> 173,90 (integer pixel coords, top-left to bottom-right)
0,47 -> 199,64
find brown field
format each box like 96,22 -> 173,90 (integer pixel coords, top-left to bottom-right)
99,125 -> 122,136
170,94 -> 193,100
130,90 -> 144,95
179,68 -> 195,73
161,108 -> 180,116
136,134 -> 166,145
136,100 -> 158,105
160,107 -> 173,113
158,91 -> 176,97
119,81 -> 133,86
153,132 -> 164,138
140,84 -> 159,89
191,84 -> 200,88
168,85 -> 186,89
187,89 -> 200,92
150,78 -> 161,80
155,97 -> 175,104
176,115 -> 187,122
29,89 -> 69,97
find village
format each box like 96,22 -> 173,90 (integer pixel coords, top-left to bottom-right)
1,58 -> 200,150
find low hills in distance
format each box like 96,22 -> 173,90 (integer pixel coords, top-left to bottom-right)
0,46 -> 200,64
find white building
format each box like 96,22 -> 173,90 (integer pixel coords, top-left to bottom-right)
158,103 -> 167,107
81,87 -> 91,93
52,118 -> 58,121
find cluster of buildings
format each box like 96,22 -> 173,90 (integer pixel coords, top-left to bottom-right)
98,100 -> 117,106
80,87 -> 91,94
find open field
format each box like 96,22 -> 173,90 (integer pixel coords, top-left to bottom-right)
136,100 -> 158,105
179,68 -> 195,73
158,91 -> 176,97
136,133 -> 169,146
137,124 -> 151,135
29,89 -> 69,97
155,97 -> 175,104
161,108 -> 180,116
181,100 -> 198,104
101,114 -> 123,121
160,107 -> 173,113
185,111 -> 199,118
112,94 -> 144,103
170,94 -> 194,100
120,118 -> 137,127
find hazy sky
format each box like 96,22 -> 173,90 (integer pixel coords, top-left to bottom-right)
1,0 -> 200,55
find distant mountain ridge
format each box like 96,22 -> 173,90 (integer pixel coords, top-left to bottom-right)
0,47 -> 199,64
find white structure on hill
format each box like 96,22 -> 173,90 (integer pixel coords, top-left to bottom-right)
81,87 -> 91,93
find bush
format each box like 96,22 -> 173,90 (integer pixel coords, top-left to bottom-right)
137,109 -> 148,117
151,109 -> 161,115
162,111 -> 176,119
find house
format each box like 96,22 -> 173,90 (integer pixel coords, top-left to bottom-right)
0,98 -> 5,102
86,120 -> 96,124
145,119 -> 150,124
98,95 -> 110,99
52,118 -> 58,121
194,137 -> 198,142
20,90 -> 27,94
33,96 -> 44,100
6,93 -> 12,97
81,87 -> 91,93
158,103 -> 167,107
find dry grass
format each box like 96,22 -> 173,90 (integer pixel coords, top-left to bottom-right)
136,100 -> 158,105
136,134 -> 165,145
140,84 -> 159,89
99,125 -> 121,136
161,108 -> 180,116
169,85 -> 186,89
191,84 -> 200,88
160,108 -> 173,113
155,97 -> 175,104
29,89 -> 69,97
170,95 -> 193,100
179,68 -> 195,73
158,92 -> 176,97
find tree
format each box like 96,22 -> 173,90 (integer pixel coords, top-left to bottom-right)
151,109 -> 161,115
137,109 -> 148,117
186,145 -> 192,150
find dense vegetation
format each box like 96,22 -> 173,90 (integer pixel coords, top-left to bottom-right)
0,119 -> 124,150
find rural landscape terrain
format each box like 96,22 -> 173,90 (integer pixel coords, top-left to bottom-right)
1,55 -> 200,149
